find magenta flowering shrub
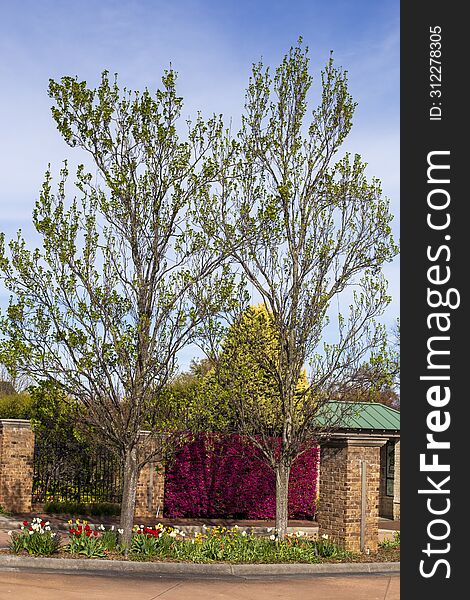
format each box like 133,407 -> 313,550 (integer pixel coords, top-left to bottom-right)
164,434 -> 319,519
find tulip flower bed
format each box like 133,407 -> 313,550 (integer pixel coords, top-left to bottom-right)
127,525 -> 349,563
66,520 -> 122,557
8,518 -> 60,555
7,519 -> 356,563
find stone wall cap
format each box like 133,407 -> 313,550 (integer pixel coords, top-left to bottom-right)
0,419 -> 32,429
322,433 -> 388,447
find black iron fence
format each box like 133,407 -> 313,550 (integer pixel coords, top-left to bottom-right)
32,436 -> 123,505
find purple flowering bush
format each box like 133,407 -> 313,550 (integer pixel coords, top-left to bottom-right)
164,434 -> 319,519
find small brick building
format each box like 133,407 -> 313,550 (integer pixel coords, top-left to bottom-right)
317,402 -> 400,552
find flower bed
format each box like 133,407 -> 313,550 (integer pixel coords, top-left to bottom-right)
5,518 -> 399,564
8,518 -> 59,555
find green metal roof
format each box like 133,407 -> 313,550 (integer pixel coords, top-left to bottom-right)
316,401 -> 400,431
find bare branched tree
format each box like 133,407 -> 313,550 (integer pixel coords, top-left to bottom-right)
0,70 -> 234,546
203,41 -> 398,536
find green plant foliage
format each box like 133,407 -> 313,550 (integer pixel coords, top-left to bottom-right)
197,39 -> 398,537
7,519 -> 354,563
162,306 -> 311,436
128,526 -> 351,563
28,380 -> 82,442
0,66 -> 237,548
8,518 -> 60,556
44,501 -> 121,517
100,529 -> 121,553
65,520 -> 107,558
205,304 -> 310,433
0,392 -> 34,419
379,531 -> 400,549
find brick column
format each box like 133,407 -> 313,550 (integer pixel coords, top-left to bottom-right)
134,432 -> 165,520
0,419 -> 35,513
135,461 -> 165,520
317,434 -> 386,553
393,440 -> 400,519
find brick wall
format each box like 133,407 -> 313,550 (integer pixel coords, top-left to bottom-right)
0,419 -> 35,513
317,435 -> 386,553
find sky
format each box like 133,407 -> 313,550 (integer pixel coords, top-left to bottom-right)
0,0 -> 399,371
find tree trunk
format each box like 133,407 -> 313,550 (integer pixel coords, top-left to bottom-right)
275,462 -> 291,539
120,446 -> 139,551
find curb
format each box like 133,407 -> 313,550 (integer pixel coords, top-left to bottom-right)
0,554 -> 400,578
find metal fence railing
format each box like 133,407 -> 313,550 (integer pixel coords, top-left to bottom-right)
32,437 -> 123,505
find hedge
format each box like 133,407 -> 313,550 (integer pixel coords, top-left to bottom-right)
164,433 -> 319,520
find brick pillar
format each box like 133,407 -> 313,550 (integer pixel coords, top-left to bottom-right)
393,440 -> 400,519
134,432 -> 165,520
317,434 -> 386,553
0,419 -> 35,513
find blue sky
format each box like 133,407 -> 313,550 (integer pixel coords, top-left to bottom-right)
0,0 -> 399,370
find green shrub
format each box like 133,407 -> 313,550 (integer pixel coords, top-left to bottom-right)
44,501 -> 121,517
0,392 -> 34,419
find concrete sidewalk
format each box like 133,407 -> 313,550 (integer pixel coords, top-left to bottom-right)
0,571 -> 400,600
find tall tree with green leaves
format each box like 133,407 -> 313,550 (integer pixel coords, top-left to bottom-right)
203,41 -> 398,537
0,70 -> 234,547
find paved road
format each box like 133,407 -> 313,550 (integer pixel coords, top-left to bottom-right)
0,572 -> 399,599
